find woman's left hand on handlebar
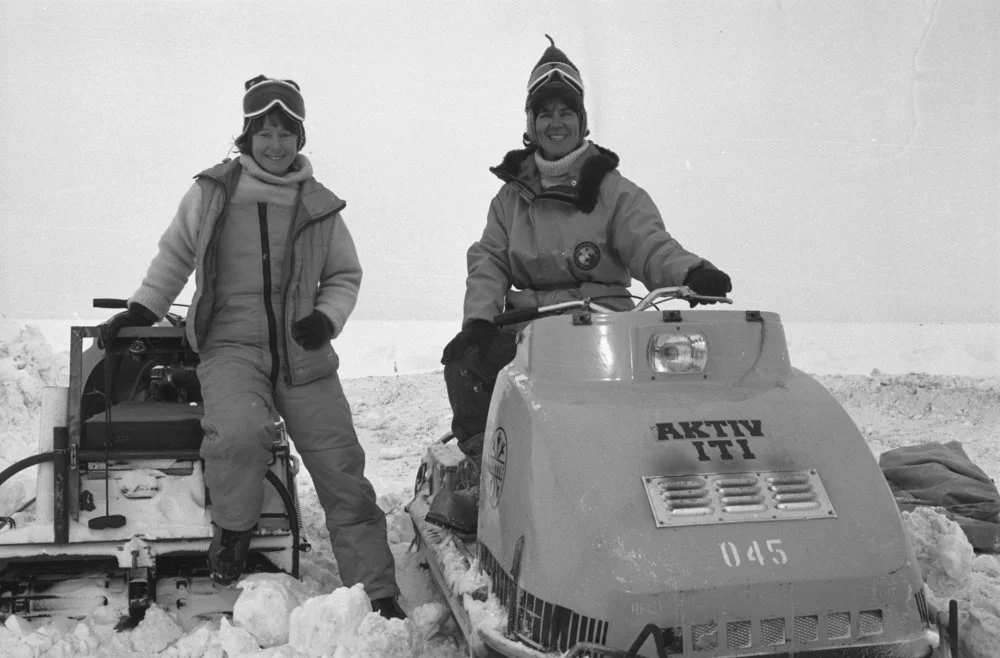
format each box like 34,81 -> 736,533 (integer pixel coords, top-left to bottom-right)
683,266 -> 732,307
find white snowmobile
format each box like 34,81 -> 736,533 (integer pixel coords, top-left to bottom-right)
0,300 -> 305,629
409,287 -> 959,657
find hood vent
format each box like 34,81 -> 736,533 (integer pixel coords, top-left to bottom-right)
642,470 -> 836,528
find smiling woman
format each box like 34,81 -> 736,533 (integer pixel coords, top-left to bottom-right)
430,35 -> 736,534
236,76 -> 307,175
246,113 -> 301,176
92,74 -> 408,619
532,100 -> 581,160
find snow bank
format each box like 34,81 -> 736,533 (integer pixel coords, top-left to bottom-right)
0,324 -> 69,517
903,508 -> 1000,657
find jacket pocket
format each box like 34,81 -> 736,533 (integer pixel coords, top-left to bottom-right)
288,341 -> 339,385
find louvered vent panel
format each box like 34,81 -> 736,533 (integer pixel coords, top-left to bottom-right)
642,470 -> 836,527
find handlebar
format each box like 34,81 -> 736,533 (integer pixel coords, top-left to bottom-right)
492,286 -> 732,327
633,286 -> 733,311
493,300 -> 617,326
92,298 -> 190,310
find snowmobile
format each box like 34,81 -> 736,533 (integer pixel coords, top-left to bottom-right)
0,300 -> 305,629
409,287 -> 959,658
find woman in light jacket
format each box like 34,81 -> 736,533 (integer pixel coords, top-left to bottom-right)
442,36 -> 733,469
101,76 -> 405,619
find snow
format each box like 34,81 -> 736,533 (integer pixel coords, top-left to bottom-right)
1,318 -> 999,657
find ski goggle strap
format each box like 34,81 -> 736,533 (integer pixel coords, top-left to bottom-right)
243,78 -> 306,122
526,62 -> 584,98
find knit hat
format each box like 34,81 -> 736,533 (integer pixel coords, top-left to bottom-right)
524,35 -> 588,144
240,75 -> 306,150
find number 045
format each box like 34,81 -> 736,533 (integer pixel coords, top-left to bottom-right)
720,539 -> 788,568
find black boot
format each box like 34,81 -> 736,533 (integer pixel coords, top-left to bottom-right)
425,486 -> 480,537
371,596 -> 407,620
207,524 -> 253,586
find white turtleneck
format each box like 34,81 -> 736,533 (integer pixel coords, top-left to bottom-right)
534,141 -> 590,189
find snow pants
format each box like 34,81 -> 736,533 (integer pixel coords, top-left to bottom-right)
197,350 -> 399,598
443,329 -> 518,463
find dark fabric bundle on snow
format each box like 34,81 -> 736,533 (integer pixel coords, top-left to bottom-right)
880,440 -> 1000,553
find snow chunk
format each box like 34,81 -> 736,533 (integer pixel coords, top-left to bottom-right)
348,613 -> 412,657
287,583 -> 371,656
234,572 -> 310,648
427,441 -> 465,469
0,623 -> 32,658
902,507 -> 974,596
132,605 -> 185,653
4,615 -> 37,637
164,622 -> 216,658
409,602 -> 451,640
219,615 -> 261,656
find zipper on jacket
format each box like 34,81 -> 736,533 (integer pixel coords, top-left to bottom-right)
503,175 -> 583,210
258,202 -> 281,388
280,206 -> 342,384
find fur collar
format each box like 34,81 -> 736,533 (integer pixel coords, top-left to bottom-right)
489,142 -> 620,213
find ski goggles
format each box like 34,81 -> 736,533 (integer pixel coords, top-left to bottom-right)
243,78 -> 305,122
526,62 -> 584,98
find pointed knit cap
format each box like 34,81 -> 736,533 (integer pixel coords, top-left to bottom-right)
524,35 -> 588,144
525,35 -> 585,113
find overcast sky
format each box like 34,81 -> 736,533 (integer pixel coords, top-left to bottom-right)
1,0 -> 997,323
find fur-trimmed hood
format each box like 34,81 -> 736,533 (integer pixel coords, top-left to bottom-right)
489,142 -> 620,213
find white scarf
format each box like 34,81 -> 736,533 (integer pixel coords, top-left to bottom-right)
233,154 -> 314,205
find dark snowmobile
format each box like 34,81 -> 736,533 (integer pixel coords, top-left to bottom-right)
409,287 -> 959,657
0,300 -> 305,629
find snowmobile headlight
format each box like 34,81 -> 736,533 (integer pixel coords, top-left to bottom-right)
648,332 -> 708,374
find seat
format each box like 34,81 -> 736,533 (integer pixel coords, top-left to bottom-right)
82,401 -> 205,453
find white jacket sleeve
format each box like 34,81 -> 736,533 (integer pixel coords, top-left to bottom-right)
129,182 -> 203,319
313,212 -> 362,339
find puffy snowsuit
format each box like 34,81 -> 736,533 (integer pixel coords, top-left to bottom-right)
447,142 -> 713,452
463,142 -> 711,324
130,155 -> 398,598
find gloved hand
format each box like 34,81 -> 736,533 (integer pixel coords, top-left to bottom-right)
683,266 -> 732,307
292,311 -> 334,350
440,320 -> 498,365
97,303 -> 157,349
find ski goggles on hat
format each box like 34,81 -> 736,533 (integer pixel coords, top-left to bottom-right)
526,62 -> 584,97
243,78 -> 306,122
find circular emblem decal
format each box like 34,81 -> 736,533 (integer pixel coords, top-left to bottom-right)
486,428 -> 508,508
573,241 -> 601,270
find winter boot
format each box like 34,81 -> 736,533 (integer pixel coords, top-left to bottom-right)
371,596 -> 407,620
207,524 -> 253,586
425,486 -> 480,537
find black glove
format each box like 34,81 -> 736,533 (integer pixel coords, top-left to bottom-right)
440,320 -> 498,365
684,266 -> 732,307
97,303 -> 157,349
292,311 -> 334,350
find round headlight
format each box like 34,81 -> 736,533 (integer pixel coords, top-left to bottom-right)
648,332 -> 708,374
